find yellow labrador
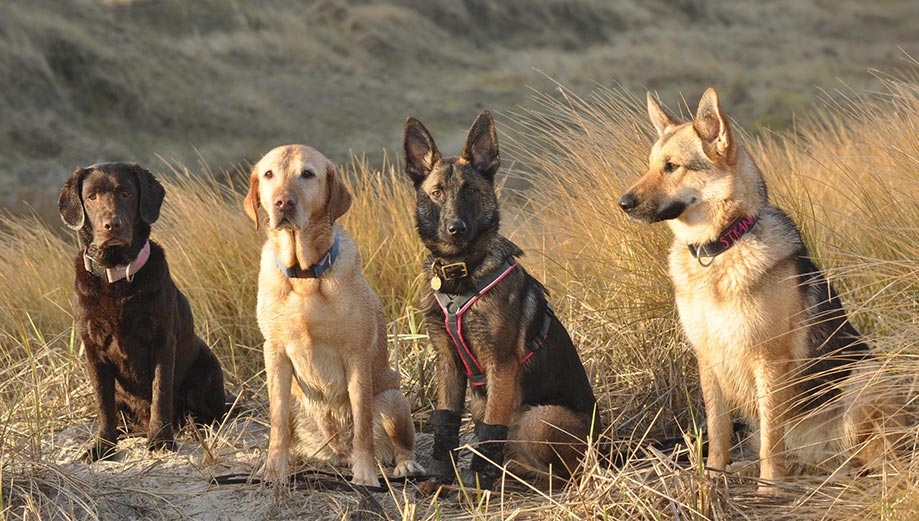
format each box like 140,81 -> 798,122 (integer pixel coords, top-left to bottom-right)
245,145 -> 421,487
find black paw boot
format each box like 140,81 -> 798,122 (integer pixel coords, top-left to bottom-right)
459,422 -> 509,490
428,410 -> 462,484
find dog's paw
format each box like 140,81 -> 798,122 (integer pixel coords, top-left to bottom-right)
148,437 -> 177,453
257,451 -> 291,484
726,459 -> 759,478
351,456 -> 381,488
417,481 -> 446,497
81,440 -> 118,463
756,482 -> 781,496
393,459 -> 424,478
427,458 -> 457,484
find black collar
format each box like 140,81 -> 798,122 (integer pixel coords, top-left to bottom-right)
687,215 -> 758,265
275,233 -> 340,279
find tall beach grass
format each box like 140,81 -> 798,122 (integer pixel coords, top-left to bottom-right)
2,66 -> 919,517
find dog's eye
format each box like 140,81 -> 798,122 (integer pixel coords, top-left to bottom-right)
121,190 -> 130,198
87,193 -> 97,201
264,170 -> 274,179
663,161 -> 679,174
430,189 -> 443,200
464,185 -> 479,194
301,169 -> 315,179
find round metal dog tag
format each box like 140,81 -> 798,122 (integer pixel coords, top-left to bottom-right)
430,276 -> 442,291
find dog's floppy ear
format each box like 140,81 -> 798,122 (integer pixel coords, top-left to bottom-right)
326,163 -> 352,222
693,88 -> 734,162
461,110 -> 500,180
131,163 -> 166,225
243,168 -> 261,230
403,117 -> 441,184
647,92 -> 680,137
58,167 -> 90,230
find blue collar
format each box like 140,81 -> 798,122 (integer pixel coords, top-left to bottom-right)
274,233 -> 340,279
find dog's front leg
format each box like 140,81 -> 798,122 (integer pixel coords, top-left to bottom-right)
149,333 -> 176,452
83,344 -> 118,462
258,341 -> 293,483
754,359 -> 787,490
699,361 -> 732,475
346,354 -> 380,487
428,349 -> 468,484
461,361 -> 518,489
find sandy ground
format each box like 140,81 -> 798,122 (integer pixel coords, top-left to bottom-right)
30,403 -> 542,520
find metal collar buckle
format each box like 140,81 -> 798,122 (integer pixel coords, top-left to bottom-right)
440,262 -> 468,280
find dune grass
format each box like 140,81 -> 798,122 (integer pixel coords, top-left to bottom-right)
2,67 -> 919,518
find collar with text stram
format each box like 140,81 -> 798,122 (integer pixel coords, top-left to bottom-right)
687,215 -> 758,266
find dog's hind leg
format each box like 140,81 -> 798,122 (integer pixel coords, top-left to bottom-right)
505,405 -> 593,484
842,364 -> 908,471
178,337 -> 227,424
372,388 -> 423,477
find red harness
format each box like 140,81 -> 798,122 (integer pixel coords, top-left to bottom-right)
432,259 -> 552,387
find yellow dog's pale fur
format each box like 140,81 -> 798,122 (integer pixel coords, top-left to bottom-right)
245,145 -> 420,487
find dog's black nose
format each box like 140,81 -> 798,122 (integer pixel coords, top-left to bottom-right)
274,194 -> 296,211
618,193 -> 638,212
102,216 -> 122,231
447,220 -> 467,236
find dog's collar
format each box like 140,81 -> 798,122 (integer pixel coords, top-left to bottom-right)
687,215 -> 758,265
275,233 -> 340,279
428,254 -> 491,291
83,240 -> 151,283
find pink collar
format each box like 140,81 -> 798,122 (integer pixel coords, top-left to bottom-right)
83,240 -> 151,283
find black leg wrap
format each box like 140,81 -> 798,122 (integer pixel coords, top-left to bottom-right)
459,422 -> 509,490
428,409 -> 462,484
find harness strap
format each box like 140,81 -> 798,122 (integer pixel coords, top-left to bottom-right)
433,259 -> 553,387
521,302 -> 553,364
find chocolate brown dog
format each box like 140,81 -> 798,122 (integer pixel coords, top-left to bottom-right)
59,162 -> 226,462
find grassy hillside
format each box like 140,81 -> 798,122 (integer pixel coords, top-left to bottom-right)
1,0 -> 917,216
2,58 -> 919,518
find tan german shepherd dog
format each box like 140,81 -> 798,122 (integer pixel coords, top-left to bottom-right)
619,88 -> 902,490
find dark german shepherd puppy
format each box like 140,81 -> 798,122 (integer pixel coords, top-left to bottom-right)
403,112 -> 599,489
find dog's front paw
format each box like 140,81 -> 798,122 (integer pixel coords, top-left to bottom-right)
393,458 -> 424,478
148,436 -> 177,453
725,459 -> 759,478
257,450 -> 291,484
81,439 -> 118,463
351,455 -> 380,488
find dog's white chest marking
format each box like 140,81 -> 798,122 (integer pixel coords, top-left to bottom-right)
672,246 -> 802,416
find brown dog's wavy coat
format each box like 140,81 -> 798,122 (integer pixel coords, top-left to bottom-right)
619,89 -> 903,489
404,112 -> 600,490
59,162 -> 226,462
245,145 -> 421,487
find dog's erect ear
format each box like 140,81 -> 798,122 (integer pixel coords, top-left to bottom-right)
461,111 -> 500,180
326,163 -> 352,222
243,168 -> 260,230
693,88 -> 734,161
59,167 -> 90,230
647,92 -> 680,137
131,163 -> 166,225
403,117 -> 441,184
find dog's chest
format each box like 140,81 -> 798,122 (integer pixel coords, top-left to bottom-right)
286,341 -> 348,405
672,252 -> 805,413
80,293 -> 161,384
